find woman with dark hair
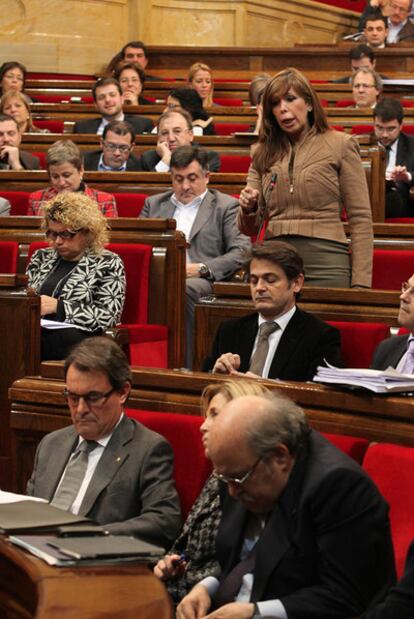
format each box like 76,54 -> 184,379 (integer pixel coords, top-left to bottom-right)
113,62 -> 151,105
238,67 -> 373,288
166,88 -> 215,135
0,61 -> 27,97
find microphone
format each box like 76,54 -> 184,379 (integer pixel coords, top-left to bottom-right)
256,173 -> 277,241
342,32 -> 363,41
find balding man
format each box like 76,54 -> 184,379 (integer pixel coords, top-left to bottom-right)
387,0 -> 414,43
177,394 -> 395,619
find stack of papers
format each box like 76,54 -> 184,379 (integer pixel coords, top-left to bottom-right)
313,363 -> 414,394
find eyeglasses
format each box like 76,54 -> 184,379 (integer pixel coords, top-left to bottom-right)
390,3 -> 408,12
401,281 -> 414,297
214,456 -> 262,487
102,142 -> 131,153
159,128 -> 189,138
353,83 -> 376,90
45,229 -> 81,241
63,388 -> 115,408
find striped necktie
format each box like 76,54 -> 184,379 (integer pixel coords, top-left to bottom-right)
50,440 -> 98,511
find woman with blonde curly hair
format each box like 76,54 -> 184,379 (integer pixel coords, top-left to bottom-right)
26,192 -> 125,360
27,139 -> 117,217
0,91 -> 48,134
154,378 -> 271,604
188,62 -> 214,108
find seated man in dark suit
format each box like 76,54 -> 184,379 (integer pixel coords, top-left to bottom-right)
203,240 -> 341,381
140,145 -> 249,367
0,114 -> 40,170
73,77 -> 153,135
177,393 -> 395,619
331,45 -> 378,84
371,272 -> 414,371
83,120 -> 142,171
374,98 -> 414,217
140,109 -> 220,172
27,337 -> 182,548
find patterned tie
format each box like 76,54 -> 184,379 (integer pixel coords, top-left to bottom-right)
50,440 -> 98,511
401,340 -> 414,375
249,321 -> 279,376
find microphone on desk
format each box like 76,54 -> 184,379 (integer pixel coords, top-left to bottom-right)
342,32 -> 363,41
256,173 -> 277,241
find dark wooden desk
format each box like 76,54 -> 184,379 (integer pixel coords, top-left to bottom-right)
0,537 -> 172,618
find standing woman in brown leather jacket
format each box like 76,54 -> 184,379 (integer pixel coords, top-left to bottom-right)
238,67 -> 373,288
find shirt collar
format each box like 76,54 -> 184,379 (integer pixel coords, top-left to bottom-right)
258,305 -> 296,331
77,411 -> 124,448
170,189 -> 208,210
97,151 -> 127,172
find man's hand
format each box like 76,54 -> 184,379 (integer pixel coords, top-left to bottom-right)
390,165 -> 411,184
40,295 -> 58,316
239,186 -> 259,214
156,139 -> 172,166
187,263 -> 203,278
153,553 -> 187,581
176,585 -> 212,619
204,602 -> 255,619
0,145 -> 22,170
212,353 -> 241,374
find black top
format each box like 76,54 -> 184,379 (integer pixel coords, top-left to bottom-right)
39,258 -> 79,320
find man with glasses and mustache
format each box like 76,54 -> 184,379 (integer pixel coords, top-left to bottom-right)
372,275 -> 414,372
387,0 -> 414,43
177,392 -> 395,619
83,120 -> 142,171
27,336 -> 182,548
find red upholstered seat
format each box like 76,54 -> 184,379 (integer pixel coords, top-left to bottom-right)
321,432 -> 370,464
28,241 -> 48,260
27,72 -> 93,80
363,443 -> 414,577
328,321 -> 390,368
402,125 -> 414,135
113,193 -> 148,217
351,124 -> 374,135
0,241 -> 18,273
330,125 -> 345,132
214,78 -> 249,83
219,155 -> 251,173
335,99 -> 354,108
33,94 -> 94,103
213,98 -> 244,107
402,100 -> 414,108
387,218 -> 414,223
1,191 -> 30,215
107,243 -> 168,368
31,151 -> 47,169
33,119 -> 65,133
372,249 -> 414,290
125,409 -> 212,518
215,122 -> 251,136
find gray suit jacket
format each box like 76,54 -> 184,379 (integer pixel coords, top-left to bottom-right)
140,189 -> 251,281
371,334 -> 409,370
27,415 -> 182,548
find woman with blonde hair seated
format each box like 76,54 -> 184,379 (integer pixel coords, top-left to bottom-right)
0,91 -> 48,134
26,192 -> 125,360
188,62 -> 214,108
154,378 -> 271,604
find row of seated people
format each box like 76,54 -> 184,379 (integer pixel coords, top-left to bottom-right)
21,333 -> 414,618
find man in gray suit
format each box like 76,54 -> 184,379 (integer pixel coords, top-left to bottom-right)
27,337 -> 182,548
371,272 -> 414,371
140,146 -> 251,368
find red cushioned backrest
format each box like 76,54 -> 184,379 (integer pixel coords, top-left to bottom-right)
33,119 -> 65,133
330,125 -> 345,132
386,218 -> 414,223
363,443 -> 414,577
328,321 -> 390,368
219,155 -> 251,173
31,151 -> 47,169
213,98 -> 243,107
403,125 -> 414,135
106,243 -> 152,324
372,249 -> 414,290
335,99 -> 354,108
27,72 -> 93,80
215,123 -> 251,136
125,409 -> 212,518
402,100 -> 414,108
0,241 -> 18,273
1,191 -> 30,215
33,94 -> 94,104
321,432 -> 370,464
351,124 -> 374,135
114,193 -> 148,217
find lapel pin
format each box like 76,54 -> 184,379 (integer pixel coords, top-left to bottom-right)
116,456 -> 121,462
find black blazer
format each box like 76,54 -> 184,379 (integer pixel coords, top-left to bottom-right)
73,114 -> 153,135
140,148 -> 221,172
216,431 -> 395,617
363,541 -> 414,618
202,308 -> 341,380
83,149 -> 143,171
371,334 -> 409,370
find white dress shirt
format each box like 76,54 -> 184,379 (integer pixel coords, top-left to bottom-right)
250,306 -> 297,378
97,113 -> 125,135
387,19 -> 407,44
170,190 -> 208,262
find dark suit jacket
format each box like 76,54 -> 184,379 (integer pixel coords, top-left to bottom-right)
27,415 -> 182,548
363,541 -> 414,618
394,19 -> 414,43
202,308 -> 341,380
386,133 -> 414,217
140,147 -> 220,172
73,114 -> 153,135
216,430 -> 395,618
83,149 -> 142,171
0,150 -> 40,170
371,334 -> 409,370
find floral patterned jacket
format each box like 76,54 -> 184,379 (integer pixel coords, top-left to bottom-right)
26,247 -> 125,331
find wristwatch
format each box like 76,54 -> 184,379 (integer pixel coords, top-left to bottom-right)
198,263 -> 211,279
